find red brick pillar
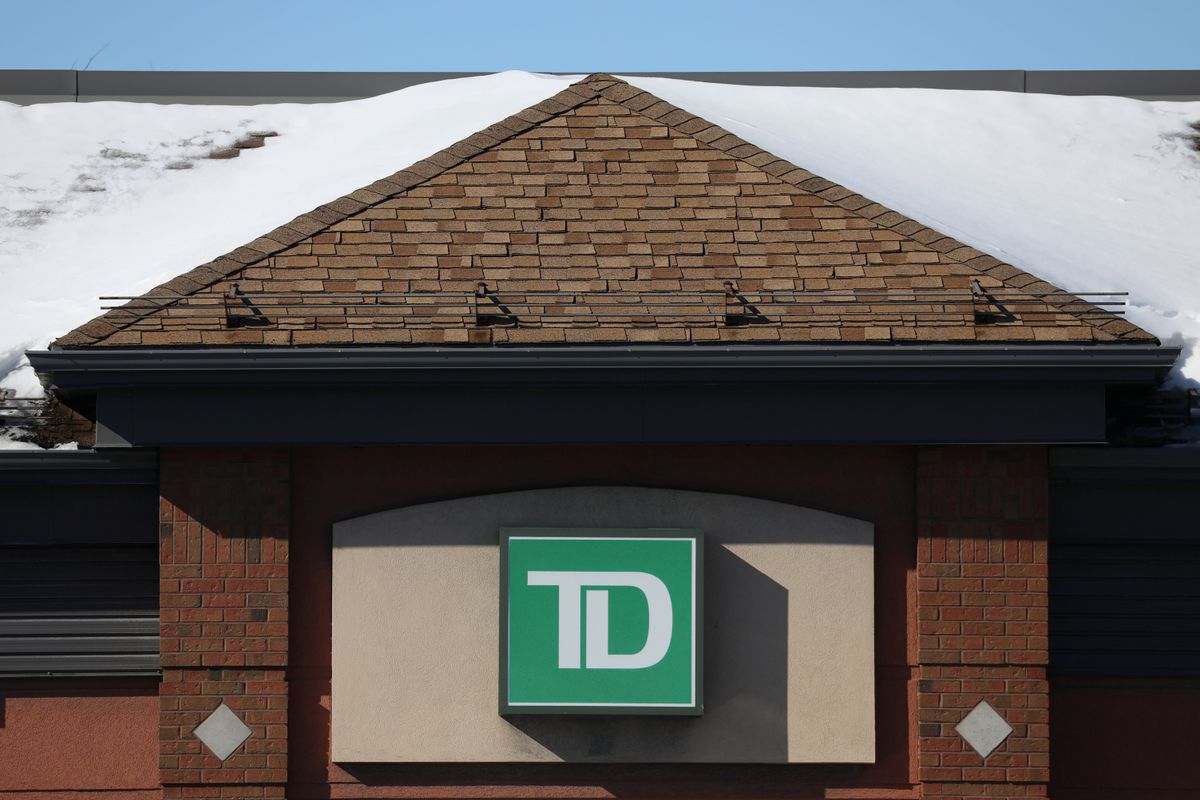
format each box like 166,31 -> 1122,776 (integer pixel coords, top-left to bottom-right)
916,446 -> 1050,800
158,449 -> 289,798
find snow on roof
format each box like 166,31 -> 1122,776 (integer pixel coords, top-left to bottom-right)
1,71 -> 1198,397
0,71 -> 580,394
631,77 -> 1200,380
52,73 -> 1152,352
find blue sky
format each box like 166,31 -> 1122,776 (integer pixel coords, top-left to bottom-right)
3,0 -> 1199,72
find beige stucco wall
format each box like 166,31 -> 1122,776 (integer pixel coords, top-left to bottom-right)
332,486 -> 874,763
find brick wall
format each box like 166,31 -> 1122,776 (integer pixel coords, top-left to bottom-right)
159,449 -> 290,798
148,443 -> 1048,798
916,446 -> 1050,799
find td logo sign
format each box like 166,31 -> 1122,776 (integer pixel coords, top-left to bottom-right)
500,529 -> 703,715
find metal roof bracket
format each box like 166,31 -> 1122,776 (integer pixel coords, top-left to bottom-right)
223,284 -> 270,329
474,282 -> 519,327
722,281 -> 771,326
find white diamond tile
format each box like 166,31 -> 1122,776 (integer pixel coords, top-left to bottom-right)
193,702 -> 253,761
954,700 -> 1013,759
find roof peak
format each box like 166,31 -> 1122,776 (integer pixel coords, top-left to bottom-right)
577,72 -> 622,85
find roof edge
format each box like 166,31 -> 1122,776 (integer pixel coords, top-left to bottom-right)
29,343 -> 1180,389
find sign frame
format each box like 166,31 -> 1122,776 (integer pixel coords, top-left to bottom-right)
499,527 -> 704,716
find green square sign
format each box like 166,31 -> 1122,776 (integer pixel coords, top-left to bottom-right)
500,528 -> 703,715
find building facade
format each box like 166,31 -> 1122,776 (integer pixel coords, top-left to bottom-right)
2,74 -> 1197,800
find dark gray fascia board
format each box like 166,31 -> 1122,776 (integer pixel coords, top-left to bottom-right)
76,69 -> 1025,97
0,449 -> 158,485
1027,70 -> 1200,98
624,70 -> 1026,91
28,344 -> 1180,391
91,381 -> 1107,447
75,69 -> 487,104
0,69 -> 75,102
4,70 -> 1199,104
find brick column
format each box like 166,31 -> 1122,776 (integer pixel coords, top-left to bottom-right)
158,449 -> 289,798
916,446 -> 1050,799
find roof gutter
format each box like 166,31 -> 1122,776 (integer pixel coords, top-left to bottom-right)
29,344 -> 1180,390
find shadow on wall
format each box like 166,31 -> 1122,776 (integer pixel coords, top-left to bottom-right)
505,543 -> 788,762
335,546 -> 864,789
333,485 -> 874,547
330,486 -> 875,767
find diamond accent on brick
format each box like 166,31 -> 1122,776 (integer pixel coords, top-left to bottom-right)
955,700 -> 1013,759
193,702 -> 252,761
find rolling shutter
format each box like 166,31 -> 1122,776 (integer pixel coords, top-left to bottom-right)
0,451 -> 159,676
1050,448 -> 1200,676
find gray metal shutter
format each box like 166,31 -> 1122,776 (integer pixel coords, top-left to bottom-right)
1050,448 -> 1200,676
0,451 -> 159,676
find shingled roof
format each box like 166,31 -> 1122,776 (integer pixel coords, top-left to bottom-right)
57,74 -> 1155,348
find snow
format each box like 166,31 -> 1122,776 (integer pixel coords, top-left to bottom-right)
1,71 -> 1199,448
0,71 -> 580,398
625,77 -> 1200,384
0,439 -> 77,452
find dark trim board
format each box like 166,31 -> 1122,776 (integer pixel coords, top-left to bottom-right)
1050,446 -> 1200,544
89,381 -> 1108,447
1051,445 -> 1200,482
29,344 -> 1173,446
0,450 -> 159,546
0,449 -> 157,485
